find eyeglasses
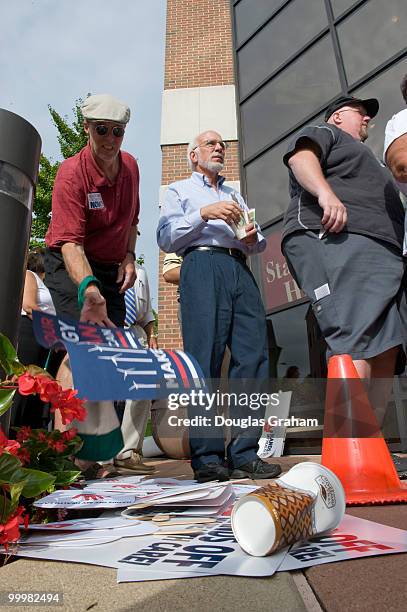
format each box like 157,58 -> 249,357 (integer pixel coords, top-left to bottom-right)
337,107 -> 368,118
93,124 -> 125,138
193,139 -> 228,151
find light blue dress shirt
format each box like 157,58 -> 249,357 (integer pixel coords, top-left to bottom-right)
157,172 -> 266,256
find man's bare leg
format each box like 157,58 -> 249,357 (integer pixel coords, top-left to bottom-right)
353,347 -> 398,426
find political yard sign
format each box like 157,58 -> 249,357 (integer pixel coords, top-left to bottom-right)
32,311 -> 206,401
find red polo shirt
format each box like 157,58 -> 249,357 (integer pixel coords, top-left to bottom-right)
45,144 -> 140,263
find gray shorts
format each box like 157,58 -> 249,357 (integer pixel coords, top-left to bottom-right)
283,231 -> 407,366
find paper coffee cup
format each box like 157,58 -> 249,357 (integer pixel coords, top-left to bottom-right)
231,462 -> 345,557
231,480 -> 316,556
279,462 -> 345,534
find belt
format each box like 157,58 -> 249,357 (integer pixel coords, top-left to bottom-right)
184,246 -> 246,263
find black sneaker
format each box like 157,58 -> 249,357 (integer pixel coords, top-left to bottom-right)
194,462 -> 230,483
230,458 -> 282,480
391,453 -> 407,479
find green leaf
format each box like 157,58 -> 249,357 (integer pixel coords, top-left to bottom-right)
18,468 -> 55,498
0,492 -> 12,523
8,481 -> 26,516
0,334 -> 25,376
0,453 -> 22,481
0,389 -> 16,416
53,470 -> 82,487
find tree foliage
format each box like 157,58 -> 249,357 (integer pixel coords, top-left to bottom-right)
30,97 -> 89,247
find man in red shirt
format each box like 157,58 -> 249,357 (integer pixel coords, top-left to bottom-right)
44,94 -> 140,476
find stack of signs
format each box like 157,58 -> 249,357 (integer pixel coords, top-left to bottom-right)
32,311 -> 206,401
18,516 -> 157,550
12,476 -> 407,583
119,481 -> 237,519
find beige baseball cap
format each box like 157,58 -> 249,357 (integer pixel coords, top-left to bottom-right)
383,108 -> 407,161
82,94 -> 130,124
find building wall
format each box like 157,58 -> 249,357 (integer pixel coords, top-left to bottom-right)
158,0 -> 240,350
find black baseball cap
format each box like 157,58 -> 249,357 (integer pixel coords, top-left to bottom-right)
324,95 -> 379,121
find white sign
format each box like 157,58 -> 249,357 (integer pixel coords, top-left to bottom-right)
34,490 -> 136,509
278,514 -> 407,571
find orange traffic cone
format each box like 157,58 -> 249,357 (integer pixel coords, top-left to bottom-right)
321,354 -> 407,505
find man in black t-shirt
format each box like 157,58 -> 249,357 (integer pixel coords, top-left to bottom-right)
282,95 -> 407,424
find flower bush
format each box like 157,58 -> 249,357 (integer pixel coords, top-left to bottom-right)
0,333 -> 87,549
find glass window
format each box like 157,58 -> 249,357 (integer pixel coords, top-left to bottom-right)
240,36 -> 340,160
245,141 -> 289,225
244,113 -> 324,225
235,0 -> 283,46
330,0 -> 357,18
269,304 -> 310,378
237,0 -> 327,99
353,59 -> 407,159
338,0 -> 407,86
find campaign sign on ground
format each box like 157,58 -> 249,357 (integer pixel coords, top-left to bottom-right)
278,514 -> 407,571
114,521 -> 288,578
27,516 -> 140,531
20,523 -> 157,544
33,490 -> 137,509
15,521 -> 287,578
32,311 -> 206,400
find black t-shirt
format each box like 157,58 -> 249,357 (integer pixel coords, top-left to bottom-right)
282,123 -> 405,249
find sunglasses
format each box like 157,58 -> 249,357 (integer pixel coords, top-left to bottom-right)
93,124 -> 125,138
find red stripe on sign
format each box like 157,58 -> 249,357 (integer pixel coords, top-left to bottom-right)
115,330 -> 129,348
168,350 -> 189,388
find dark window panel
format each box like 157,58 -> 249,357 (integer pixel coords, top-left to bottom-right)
245,141 -> 289,225
244,114 -> 324,226
338,0 -> 407,86
269,304 -> 310,377
353,59 -> 407,159
237,0 -> 327,99
234,0 -> 284,46
330,0 -> 357,18
240,36 -> 340,161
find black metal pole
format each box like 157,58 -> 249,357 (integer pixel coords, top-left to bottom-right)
0,108 -> 41,434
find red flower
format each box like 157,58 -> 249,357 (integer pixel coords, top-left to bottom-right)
0,428 -> 21,457
0,507 -> 25,549
48,439 -> 67,453
61,428 -> 78,441
36,431 -> 48,443
16,447 -> 30,465
17,372 -> 38,395
36,376 -> 61,403
50,389 -> 87,425
16,426 -> 32,443
17,373 -> 87,426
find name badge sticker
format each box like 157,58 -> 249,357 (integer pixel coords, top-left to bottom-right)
88,192 -> 104,210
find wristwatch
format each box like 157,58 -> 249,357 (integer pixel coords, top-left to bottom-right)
127,250 -> 136,261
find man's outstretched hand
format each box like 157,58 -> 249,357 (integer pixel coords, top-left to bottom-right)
80,289 -> 115,327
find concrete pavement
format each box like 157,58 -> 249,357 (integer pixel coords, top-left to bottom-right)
1,457 -> 407,612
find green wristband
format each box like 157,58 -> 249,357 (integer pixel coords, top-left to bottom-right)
78,275 -> 101,310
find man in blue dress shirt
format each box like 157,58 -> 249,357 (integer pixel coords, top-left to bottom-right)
157,130 -> 281,483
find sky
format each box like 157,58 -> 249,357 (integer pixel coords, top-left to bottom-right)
1,0 -> 166,305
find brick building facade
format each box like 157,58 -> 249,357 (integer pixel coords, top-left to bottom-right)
158,0 -> 240,349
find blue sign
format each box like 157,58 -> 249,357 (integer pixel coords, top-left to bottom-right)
32,312 -> 206,401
